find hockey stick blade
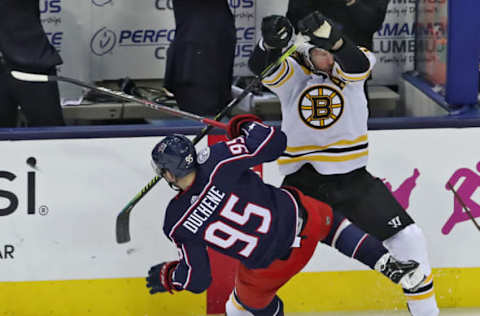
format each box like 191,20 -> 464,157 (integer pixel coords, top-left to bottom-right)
116,175 -> 161,243
116,204 -> 134,243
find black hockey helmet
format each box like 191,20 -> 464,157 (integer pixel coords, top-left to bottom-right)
151,134 -> 197,179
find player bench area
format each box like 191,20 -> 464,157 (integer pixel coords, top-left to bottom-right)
61,84 -> 400,124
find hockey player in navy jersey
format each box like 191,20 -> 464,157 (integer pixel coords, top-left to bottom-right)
248,12 -> 439,316
146,115 -> 425,316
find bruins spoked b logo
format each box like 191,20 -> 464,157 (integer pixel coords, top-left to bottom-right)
298,85 -> 344,129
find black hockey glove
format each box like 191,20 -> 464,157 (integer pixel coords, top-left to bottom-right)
297,11 -> 344,51
146,260 -> 179,294
227,114 -> 263,139
261,15 -> 294,50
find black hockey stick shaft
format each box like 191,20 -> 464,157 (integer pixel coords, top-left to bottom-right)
10,71 -> 228,130
114,42 -> 301,243
446,182 -> 480,231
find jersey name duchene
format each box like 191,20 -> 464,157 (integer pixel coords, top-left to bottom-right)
182,185 -> 226,233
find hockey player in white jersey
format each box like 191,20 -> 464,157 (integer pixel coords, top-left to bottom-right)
248,12 -> 439,316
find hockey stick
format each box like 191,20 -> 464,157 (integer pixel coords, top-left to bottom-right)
446,182 -> 480,231
112,39 -> 303,243
10,71 -> 228,130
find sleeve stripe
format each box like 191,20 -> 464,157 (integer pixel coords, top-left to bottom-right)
181,244 -> 193,289
334,64 -> 371,81
263,59 -> 293,87
262,60 -> 288,84
265,58 -> 295,88
269,60 -> 295,88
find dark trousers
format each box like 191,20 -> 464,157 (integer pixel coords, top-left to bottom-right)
164,1 -> 236,116
282,164 -> 415,241
0,63 -> 64,127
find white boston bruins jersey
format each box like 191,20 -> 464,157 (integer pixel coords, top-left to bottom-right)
262,47 -> 376,176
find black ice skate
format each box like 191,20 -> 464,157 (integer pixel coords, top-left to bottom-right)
375,254 -> 426,291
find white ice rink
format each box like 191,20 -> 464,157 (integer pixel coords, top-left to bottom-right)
291,308 -> 480,316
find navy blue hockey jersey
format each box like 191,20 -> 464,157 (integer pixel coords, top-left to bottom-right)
162,122 -> 301,293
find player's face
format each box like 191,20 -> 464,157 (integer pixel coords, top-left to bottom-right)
163,169 -> 176,184
310,48 -> 334,74
162,169 -> 183,191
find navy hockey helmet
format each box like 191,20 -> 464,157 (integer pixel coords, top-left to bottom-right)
151,134 -> 197,179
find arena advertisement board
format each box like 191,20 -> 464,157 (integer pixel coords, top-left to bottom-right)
1,127 -> 480,314
370,0 -> 417,85
0,136 -> 186,281
414,0 -> 448,87
40,0 -> 92,100
230,0 -> 257,76
1,128 -> 480,281
41,0 -> 257,85
88,0 -> 176,80
40,0 -> 419,100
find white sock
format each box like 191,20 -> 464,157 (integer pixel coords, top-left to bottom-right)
406,290 -> 440,316
383,224 -> 439,316
225,291 -> 254,316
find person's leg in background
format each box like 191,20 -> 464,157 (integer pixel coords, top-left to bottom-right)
165,0 -> 236,116
164,37 -> 235,117
174,28 -> 236,116
0,62 -> 18,127
174,85 -> 225,117
8,66 -> 64,127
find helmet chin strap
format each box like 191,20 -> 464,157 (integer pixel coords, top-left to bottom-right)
162,171 -> 183,192
166,180 -> 182,192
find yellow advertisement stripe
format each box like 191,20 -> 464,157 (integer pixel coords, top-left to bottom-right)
1,268 -> 478,315
278,267 -> 480,313
277,150 -> 368,164
0,277 -> 205,316
286,134 -> 368,152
